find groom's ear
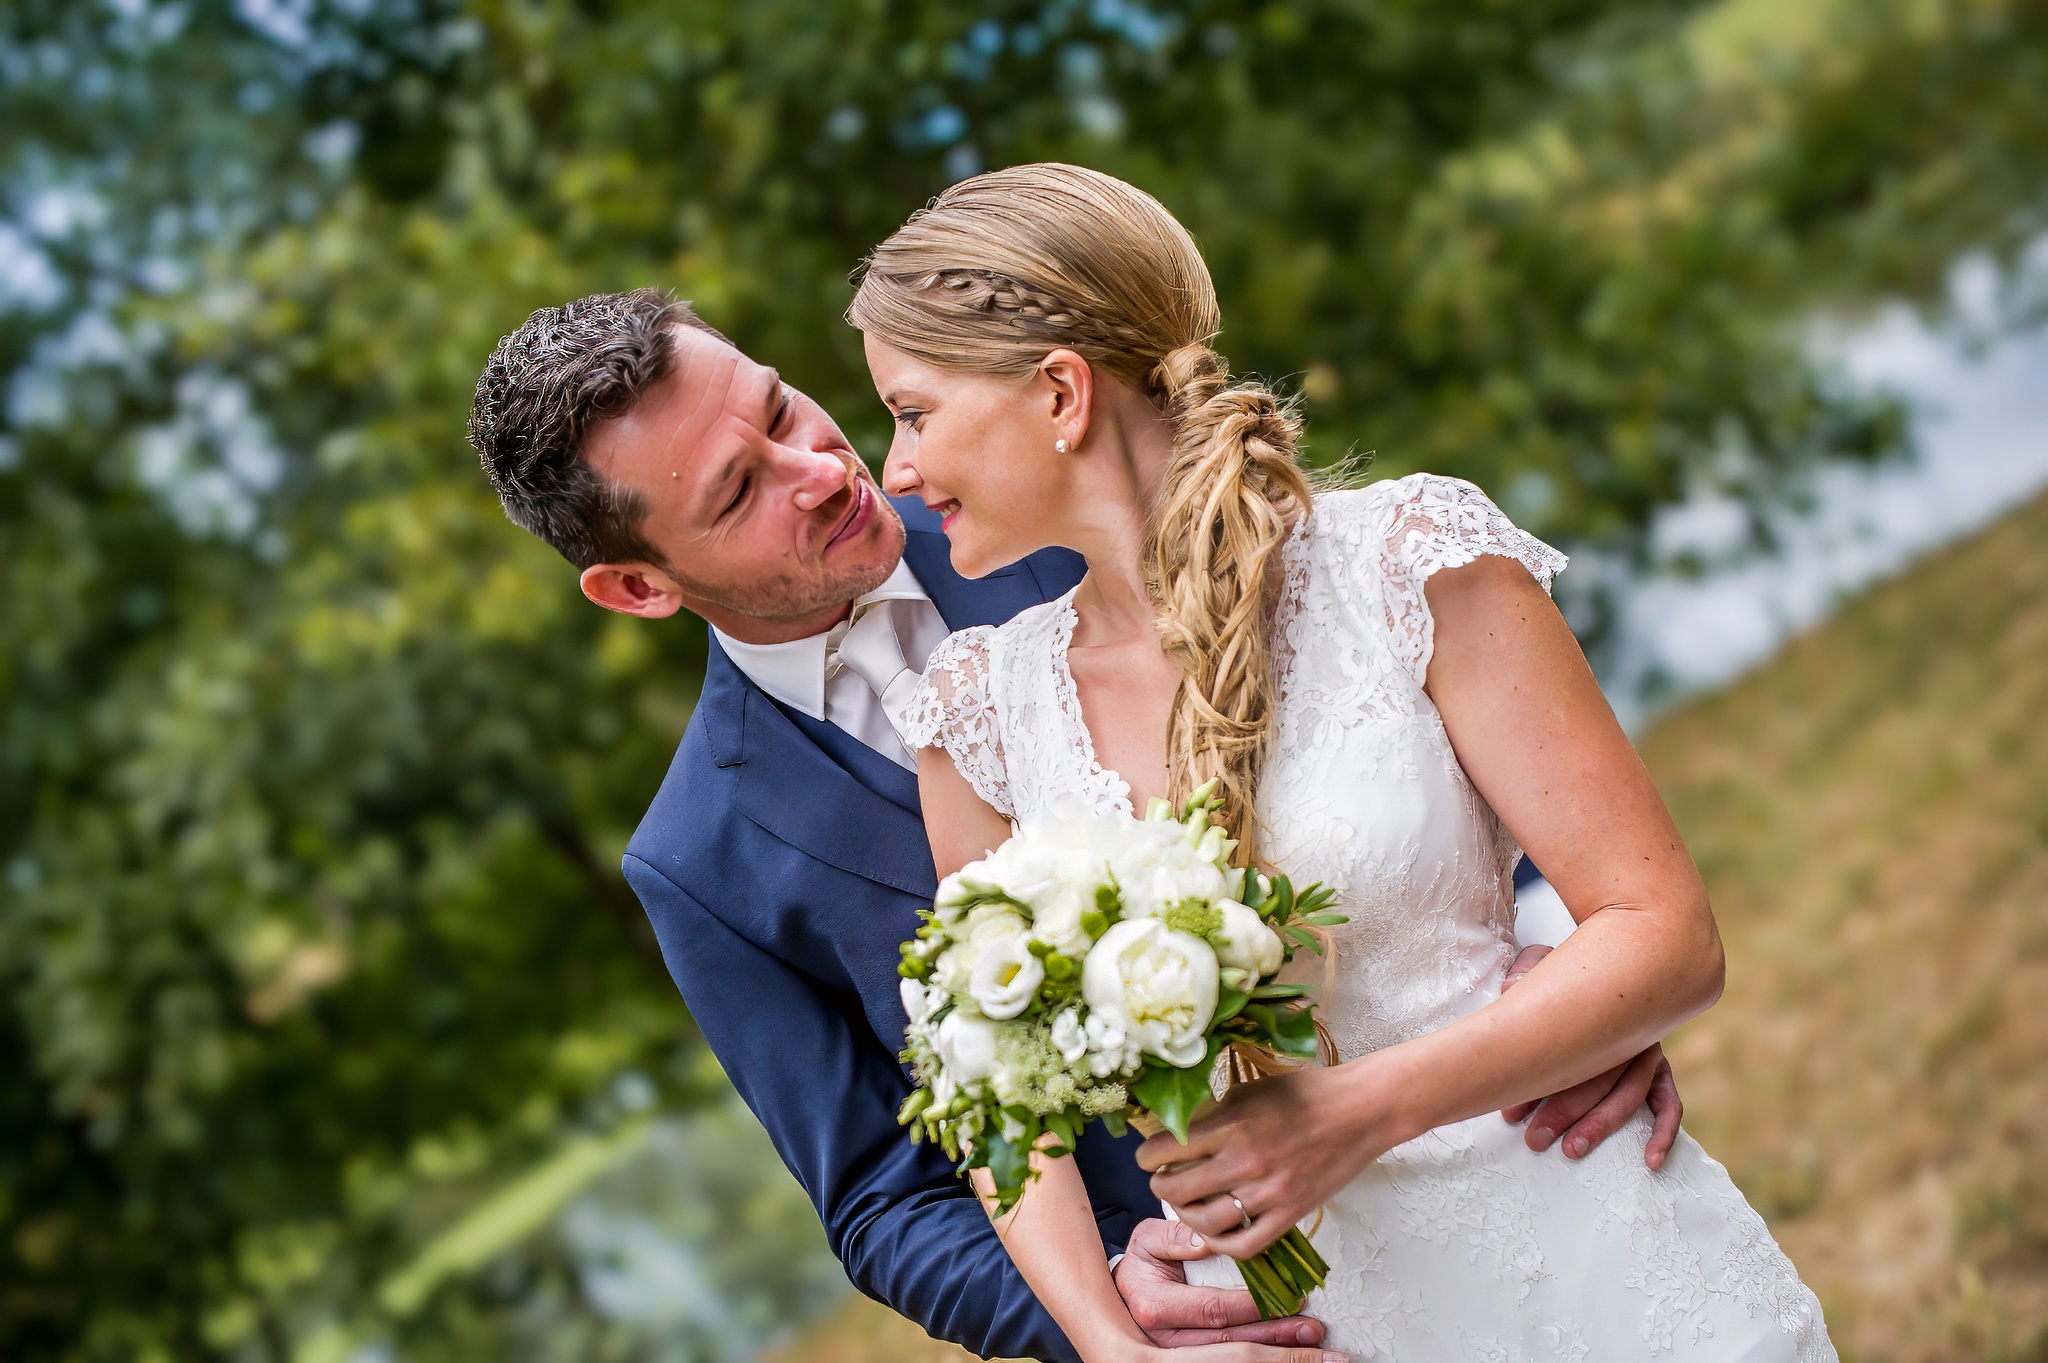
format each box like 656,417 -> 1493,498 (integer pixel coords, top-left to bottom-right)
579,561 -> 689,619
1038,347 -> 1095,450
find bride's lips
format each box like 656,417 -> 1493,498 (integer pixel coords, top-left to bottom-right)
824,477 -> 875,552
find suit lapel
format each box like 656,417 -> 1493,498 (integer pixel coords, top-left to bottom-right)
699,507 -> 1083,901
786,705 -> 920,816
705,641 -> 938,899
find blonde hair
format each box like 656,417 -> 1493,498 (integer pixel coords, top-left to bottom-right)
848,164 -> 1310,863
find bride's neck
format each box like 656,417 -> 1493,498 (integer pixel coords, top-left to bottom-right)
1067,397 -> 1174,646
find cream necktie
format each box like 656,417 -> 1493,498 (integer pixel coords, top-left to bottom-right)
831,600 -> 923,747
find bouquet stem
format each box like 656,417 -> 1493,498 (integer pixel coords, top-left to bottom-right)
1235,1225 -> 1329,1320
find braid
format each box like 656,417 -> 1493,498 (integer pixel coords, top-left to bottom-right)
1147,345 -> 1309,864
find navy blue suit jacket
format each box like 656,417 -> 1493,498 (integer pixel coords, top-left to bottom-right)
623,498 -> 1157,1362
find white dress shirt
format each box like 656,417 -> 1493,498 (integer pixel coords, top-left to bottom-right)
712,560 -> 950,771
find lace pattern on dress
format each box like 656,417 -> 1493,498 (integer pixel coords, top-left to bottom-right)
1370,473 -> 1569,689
911,477 -> 1833,1363
900,626 -> 1013,820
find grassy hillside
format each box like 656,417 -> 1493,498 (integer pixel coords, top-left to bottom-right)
1648,488 -> 2048,1363
770,489 -> 2048,1363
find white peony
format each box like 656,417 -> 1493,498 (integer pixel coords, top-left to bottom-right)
1211,899 -> 1285,978
968,934 -> 1044,1019
1106,822 -> 1233,921
1082,918 -> 1219,1068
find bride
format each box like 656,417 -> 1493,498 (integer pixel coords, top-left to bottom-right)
849,164 -> 1834,1363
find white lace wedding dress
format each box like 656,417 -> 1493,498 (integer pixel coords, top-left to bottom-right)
904,475 -> 1835,1362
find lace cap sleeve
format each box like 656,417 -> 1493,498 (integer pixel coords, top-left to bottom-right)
900,626 -> 1013,821
1359,473 -> 1568,688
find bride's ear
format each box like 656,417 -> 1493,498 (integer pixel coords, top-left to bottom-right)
1038,348 -> 1094,453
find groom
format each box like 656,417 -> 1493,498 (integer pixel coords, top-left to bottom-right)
469,289 -> 1681,1362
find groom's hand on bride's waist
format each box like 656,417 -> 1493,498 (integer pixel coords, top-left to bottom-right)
1114,1219 -> 1328,1351
1498,944 -> 1685,1169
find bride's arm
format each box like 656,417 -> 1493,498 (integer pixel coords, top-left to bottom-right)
918,750 -> 1153,1363
1144,554 -> 1725,1257
922,752 -> 1333,1363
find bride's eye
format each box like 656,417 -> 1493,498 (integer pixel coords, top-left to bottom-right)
892,408 -> 925,431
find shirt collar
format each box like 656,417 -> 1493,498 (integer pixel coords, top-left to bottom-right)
711,559 -> 931,721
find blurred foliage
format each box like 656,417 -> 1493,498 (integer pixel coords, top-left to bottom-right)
1,0 -> 2045,1358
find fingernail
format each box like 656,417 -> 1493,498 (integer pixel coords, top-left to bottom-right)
1567,1137 -> 1588,1159
1189,1233 -> 1203,1248
1323,1353 -> 1348,1362
1529,1126 -> 1554,1149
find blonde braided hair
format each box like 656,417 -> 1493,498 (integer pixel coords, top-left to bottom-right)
848,164 -> 1310,864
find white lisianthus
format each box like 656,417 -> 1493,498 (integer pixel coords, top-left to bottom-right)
1003,851 -> 1099,955
1212,899 -> 1285,978
969,935 -> 1045,1019
900,977 -> 943,1027
1082,918 -> 1219,1068
933,908 -> 1030,996
934,1010 -> 999,1087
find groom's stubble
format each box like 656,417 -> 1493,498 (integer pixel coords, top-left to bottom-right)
666,467 -> 907,625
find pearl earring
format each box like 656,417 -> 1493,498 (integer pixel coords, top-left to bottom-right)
1055,438 -> 1069,454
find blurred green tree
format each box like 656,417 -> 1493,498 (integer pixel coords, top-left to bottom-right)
1,0 -> 2043,1357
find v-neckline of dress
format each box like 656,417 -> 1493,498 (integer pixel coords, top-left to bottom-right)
1047,589 -> 1137,819
1048,511 -> 1316,825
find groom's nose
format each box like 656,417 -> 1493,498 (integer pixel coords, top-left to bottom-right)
787,446 -> 854,513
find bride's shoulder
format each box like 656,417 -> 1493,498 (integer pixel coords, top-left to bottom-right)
1308,473 -> 1565,594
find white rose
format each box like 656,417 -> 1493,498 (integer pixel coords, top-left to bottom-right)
933,1010 -> 999,1087
1212,900 -> 1285,978
1081,918 -> 1219,1069
1051,1007 -> 1088,1066
968,934 -> 1044,1020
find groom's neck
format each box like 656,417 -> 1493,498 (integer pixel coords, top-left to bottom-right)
699,595 -> 858,646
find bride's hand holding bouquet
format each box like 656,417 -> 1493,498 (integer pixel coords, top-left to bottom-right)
896,781 -> 1347,1325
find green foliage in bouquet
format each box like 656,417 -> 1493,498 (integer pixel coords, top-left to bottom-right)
896,781 -> 1344,1317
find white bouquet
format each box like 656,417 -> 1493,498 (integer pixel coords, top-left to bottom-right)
895,781 -> 1345,1319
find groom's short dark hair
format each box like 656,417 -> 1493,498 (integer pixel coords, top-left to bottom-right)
469,287 -> 727,570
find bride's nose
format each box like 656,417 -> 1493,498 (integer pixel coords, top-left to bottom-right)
881,439 -> 919,497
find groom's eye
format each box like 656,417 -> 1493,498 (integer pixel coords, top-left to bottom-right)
770,389 -> 792,435
722,476 -> 750,519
